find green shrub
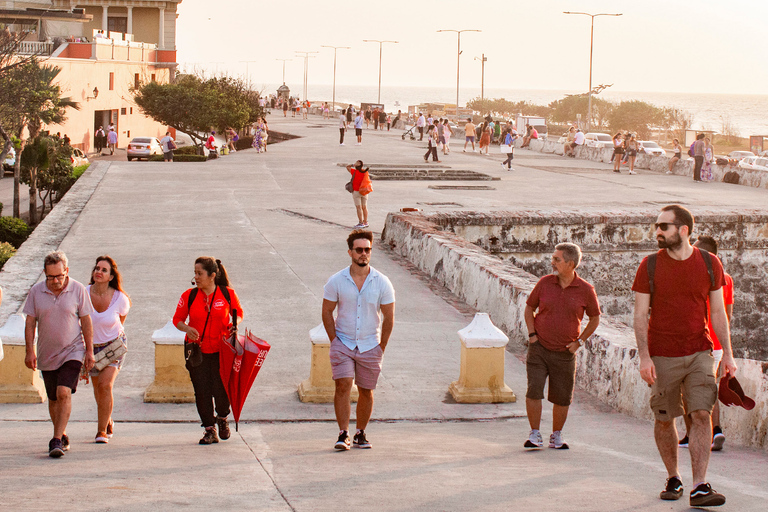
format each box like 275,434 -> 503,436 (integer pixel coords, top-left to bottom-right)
72,164 -> 90,179
0,202 -> 3,217
174,145 -> 200,155
235,136 -> 253,150
149,154 -> 207,162
0,241 -> 16,270
0,217 -> 31,248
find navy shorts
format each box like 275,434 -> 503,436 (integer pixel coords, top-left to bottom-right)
42,359 -> 82,401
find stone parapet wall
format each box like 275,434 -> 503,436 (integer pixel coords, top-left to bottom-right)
383,211 -> 768,450
519,138 -> 768,190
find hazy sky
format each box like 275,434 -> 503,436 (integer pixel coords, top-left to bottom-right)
176,0 -> 768,96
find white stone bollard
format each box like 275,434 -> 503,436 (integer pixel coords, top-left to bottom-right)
0,313 -> 46,403
449,313 -> 516,403
144,321 -> 195,403
298,323 -> 358,403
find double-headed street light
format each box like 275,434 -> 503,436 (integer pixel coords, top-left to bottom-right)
474,54 -> 487,102
295,51 -> 319,102
563,11 -> 622,132
363,39 -> 399,104
437,29 -> 481,120
275,58 -> 291,84
321,45 -> 350,114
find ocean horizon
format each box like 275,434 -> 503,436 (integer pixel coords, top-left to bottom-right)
256,83 -> 768,137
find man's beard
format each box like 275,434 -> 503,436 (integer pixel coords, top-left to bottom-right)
657,232 -> 682,250
355,260 -> 369,268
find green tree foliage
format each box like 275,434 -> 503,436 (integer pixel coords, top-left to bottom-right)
548,95 -> 613,131
466,97 -> 550,119
20,134 -> 75,219
0,59 -> 78,221
133,73 -> 263,148
0,241 -> 17,270
607,100 -> 664,139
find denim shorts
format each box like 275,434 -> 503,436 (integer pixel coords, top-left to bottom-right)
90,332 -> 127,376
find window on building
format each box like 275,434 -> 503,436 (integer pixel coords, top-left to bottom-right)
130,107 -> 133,114
108,17 -> 127,34
151,74 -> 156,82
121,107 -> 127,115
109,72 -> 114,91
127,130 -> 130,138
134,73 -> 140,89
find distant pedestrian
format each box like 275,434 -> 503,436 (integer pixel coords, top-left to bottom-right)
386,113 -> 391,131
632,204 -> 736,507
521,124 -> 533,148
107,128 -> 117,155
692,133 -> 706,182
87,256 -> 130,444
261,117 -> 269,152
501,126 -> 517,171
523,243 -> 600,451
95,126 -> 105,154
436,119 -> 445,150
160,131 -> 175,162
668,138 -> 682,174
379,110 -> 386,131
226,128 -> 238,153
479,123 -> 491,155
63,134 -> 70,146
364,108 -> 372,129
442,119 -> 452,155
416,113 -> 426,141
373,108 -> 380,130
283,100 -> 289,117
423,125 -> 440,162
346,160 -> 372,228
354,111 -> 364,145
393,110 -> 402,129
566,129 -> 584,158
701,137 -> 714,182
347,104 -> 354,127
174,257 -> 243,445
626,134 -> 639,174
427,113 -> 434,128
613,132 -> 625,173
563,126 -> 576,156
322,229 -> 395,451
463,118 -> 476,152
24,251 -> 95,458
488,119 -> 495,144
339,109 -> 347,146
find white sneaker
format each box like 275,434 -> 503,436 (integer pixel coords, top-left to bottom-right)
629,170 -> 637,175
524,429 -> 543,449
340,143 -> 345,146
549,431 -> 569,449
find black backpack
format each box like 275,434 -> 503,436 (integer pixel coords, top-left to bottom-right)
647,247 -> 714,312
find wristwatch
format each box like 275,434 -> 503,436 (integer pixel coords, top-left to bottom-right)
577,338 -> 585,346
528,332 -> 537,338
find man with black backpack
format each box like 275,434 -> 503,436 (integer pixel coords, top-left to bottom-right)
631,204 -> 737,508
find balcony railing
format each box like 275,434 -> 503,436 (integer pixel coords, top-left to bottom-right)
17,41 -> 54,56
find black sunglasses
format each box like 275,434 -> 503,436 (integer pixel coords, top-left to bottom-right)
654,222 -> 681,231
353,247 -> 372,254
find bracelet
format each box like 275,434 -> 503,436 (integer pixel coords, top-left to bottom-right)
528,332 -> 537,338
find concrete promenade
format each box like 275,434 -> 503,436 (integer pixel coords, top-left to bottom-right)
1,114 -> 767,511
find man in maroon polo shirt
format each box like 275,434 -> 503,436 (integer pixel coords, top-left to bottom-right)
523,242 -> 601,450
632,204 -> 737,507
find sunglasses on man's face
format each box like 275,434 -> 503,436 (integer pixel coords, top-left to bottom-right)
353,247 -> 372,254
654,222 -> 681,231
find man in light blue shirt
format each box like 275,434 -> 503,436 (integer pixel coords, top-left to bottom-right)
354,112 -> 364,145
322,230 -> 395,450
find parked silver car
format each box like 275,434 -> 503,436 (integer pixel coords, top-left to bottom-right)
127,137 -> 163,161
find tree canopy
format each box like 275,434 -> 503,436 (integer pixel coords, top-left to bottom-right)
133,73 -> 263,147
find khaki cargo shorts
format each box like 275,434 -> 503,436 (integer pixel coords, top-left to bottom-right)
650,350 -> 717,422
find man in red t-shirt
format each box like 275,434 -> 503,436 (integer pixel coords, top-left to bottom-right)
679,236 -> 735,451
523,243 -> 600,451
632,205 -> 737,507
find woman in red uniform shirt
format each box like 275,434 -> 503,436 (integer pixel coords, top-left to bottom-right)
174,257 -> 243,445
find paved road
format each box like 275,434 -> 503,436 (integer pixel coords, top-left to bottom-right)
1,114 -> 766,511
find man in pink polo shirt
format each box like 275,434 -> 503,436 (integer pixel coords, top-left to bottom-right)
523,242 -> 601,450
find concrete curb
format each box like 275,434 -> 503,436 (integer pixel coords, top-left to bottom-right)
0,160 -> 110,327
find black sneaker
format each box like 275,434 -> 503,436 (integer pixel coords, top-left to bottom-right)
199,427 -> 219,445
334,430 -> 350,451
217,417 -> 231,440
48,438 -> 64,458
678,435 -> 689,448
61,434 -> 70,452
659,476 -> 683,500
712,427 -> 725,452
690,483 -> 725,507
353,430 -> 372,449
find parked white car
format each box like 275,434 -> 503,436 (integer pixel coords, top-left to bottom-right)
584,133 -> 614,149
2,146 -> 15,175
639,141 -> 665,156
127,137 -> 163,161
70,148 -> 89,167
738,156 -> 768,172
729,150 -> 755,160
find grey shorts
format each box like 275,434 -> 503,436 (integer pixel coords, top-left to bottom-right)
525,341 -> 576,406
329,337 -> 383,390
650,350 -> 717,422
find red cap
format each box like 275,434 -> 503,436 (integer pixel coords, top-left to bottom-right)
718,375 -> 755,410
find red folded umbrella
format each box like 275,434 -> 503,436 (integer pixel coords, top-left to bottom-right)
219,312 -> 271,431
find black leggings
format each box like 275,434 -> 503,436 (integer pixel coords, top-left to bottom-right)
424,146 -> 438,161
339,128 -> 345,144
188,352 -> 230,428
503,152 -> 514,167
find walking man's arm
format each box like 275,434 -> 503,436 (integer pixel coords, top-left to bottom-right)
567,315 -> 600,354
379,302 -> 395,352
524,305 -> 538,343
24,315 -> 37,370
633,291 -> 656,385
80,314 -> 95,372
321,299 -> 338,343
709,289 -> 737,377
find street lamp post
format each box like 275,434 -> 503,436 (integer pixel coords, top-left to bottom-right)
275,58 -> 291,84
240,61 -> 258,85
321,45 -> 350,114
437,29 -> 481,121
363,39 -> 398,104
563,11 -> 622,132
474,54 -> 487,102
295,51 -> 319,102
